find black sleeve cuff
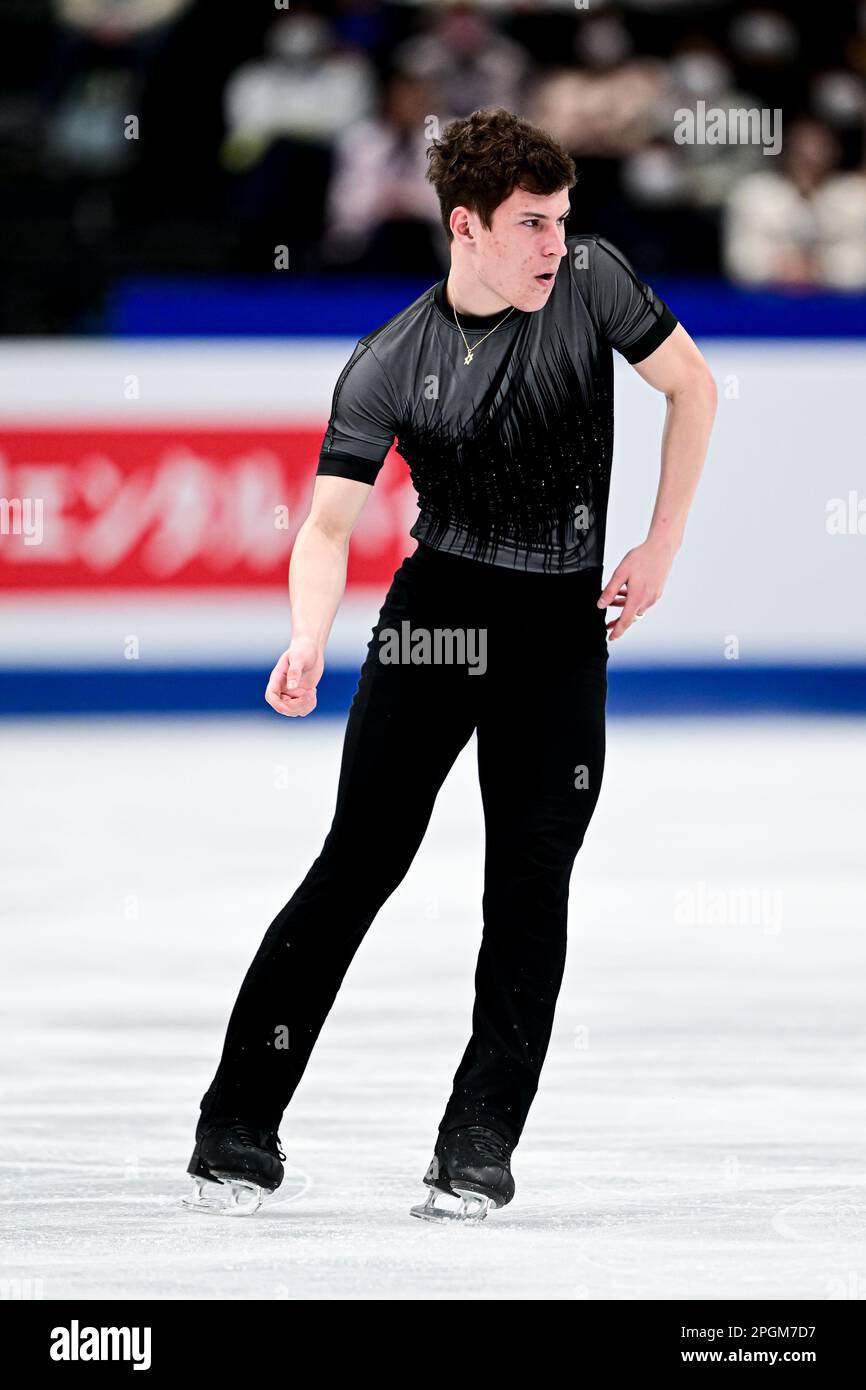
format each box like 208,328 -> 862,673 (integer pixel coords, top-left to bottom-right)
316,451 -> 382,485
619,302 -> 679,364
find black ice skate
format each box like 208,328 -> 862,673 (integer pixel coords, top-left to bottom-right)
410,1125 -> 515,1223
180,1122 -> 286,1217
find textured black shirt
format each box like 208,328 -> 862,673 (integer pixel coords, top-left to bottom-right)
316,234 -> 678,572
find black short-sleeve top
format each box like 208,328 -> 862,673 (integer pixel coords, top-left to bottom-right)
316,235 -> 678,572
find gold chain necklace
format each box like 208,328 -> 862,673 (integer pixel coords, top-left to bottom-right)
452,303 -> 515,365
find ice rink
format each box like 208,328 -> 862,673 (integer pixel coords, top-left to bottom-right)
2,713 -> 865,1301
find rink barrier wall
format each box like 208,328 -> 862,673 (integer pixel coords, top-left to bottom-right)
2,326 -> 864,716
102,277 -> 866,339
1,665 -> 865,717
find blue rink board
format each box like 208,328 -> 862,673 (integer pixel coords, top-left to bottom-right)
102,277 -> 866,340
1,665 -> 865,717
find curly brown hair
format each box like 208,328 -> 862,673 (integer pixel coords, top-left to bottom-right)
425,108 -> 577,241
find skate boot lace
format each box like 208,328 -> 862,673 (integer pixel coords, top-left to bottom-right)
461,1125 -> 510,1162
231,1123 -> 286,1162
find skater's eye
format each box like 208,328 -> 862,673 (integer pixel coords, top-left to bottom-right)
521,215 -> 570,229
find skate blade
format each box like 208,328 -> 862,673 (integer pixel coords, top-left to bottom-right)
410,1185 -> 493,1224
179,1174 -> 267,1217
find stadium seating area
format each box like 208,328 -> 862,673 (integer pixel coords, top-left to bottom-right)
1,1 -> 865,333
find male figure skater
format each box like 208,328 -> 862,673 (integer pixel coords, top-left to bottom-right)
184,108 -> 716,1220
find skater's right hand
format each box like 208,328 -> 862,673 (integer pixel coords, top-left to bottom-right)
265,637 -> 324,717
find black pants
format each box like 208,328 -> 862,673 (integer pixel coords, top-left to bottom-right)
198,541 -> 609,1150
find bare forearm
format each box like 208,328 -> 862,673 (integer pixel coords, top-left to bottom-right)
646,374 -> 716,554
602,329 -> 716,641
288,517 -> 350,649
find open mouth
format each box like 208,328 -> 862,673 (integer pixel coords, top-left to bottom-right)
535,272 -> 555,286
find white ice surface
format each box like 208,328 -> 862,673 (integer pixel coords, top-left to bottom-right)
1,715 -> 865,1301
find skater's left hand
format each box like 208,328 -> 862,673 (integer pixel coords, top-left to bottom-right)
597,538 -> 674,641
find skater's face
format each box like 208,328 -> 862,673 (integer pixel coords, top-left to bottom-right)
450,185 -> 571,312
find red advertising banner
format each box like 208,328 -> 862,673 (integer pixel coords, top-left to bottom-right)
0,429 -> 415,589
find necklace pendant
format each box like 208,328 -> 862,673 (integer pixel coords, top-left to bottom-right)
463,350 -> 474,365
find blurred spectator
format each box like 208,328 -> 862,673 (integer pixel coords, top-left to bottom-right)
727,7 -> 803,115
810,67 -> 866,169
528,52 -> 666,157
527,12 -> 669,264
3,0 -> 866,333
658,37 -> 769,210
55,0 -> 191,40
321,76 -> 447,274
723,117 -> 866,288
222,10 -> 376,163
593,35 -> 770,275
392,2 -> 531,121
43,0 -> 193,174
221,9 -> 377,270
811,68 -> 866,131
